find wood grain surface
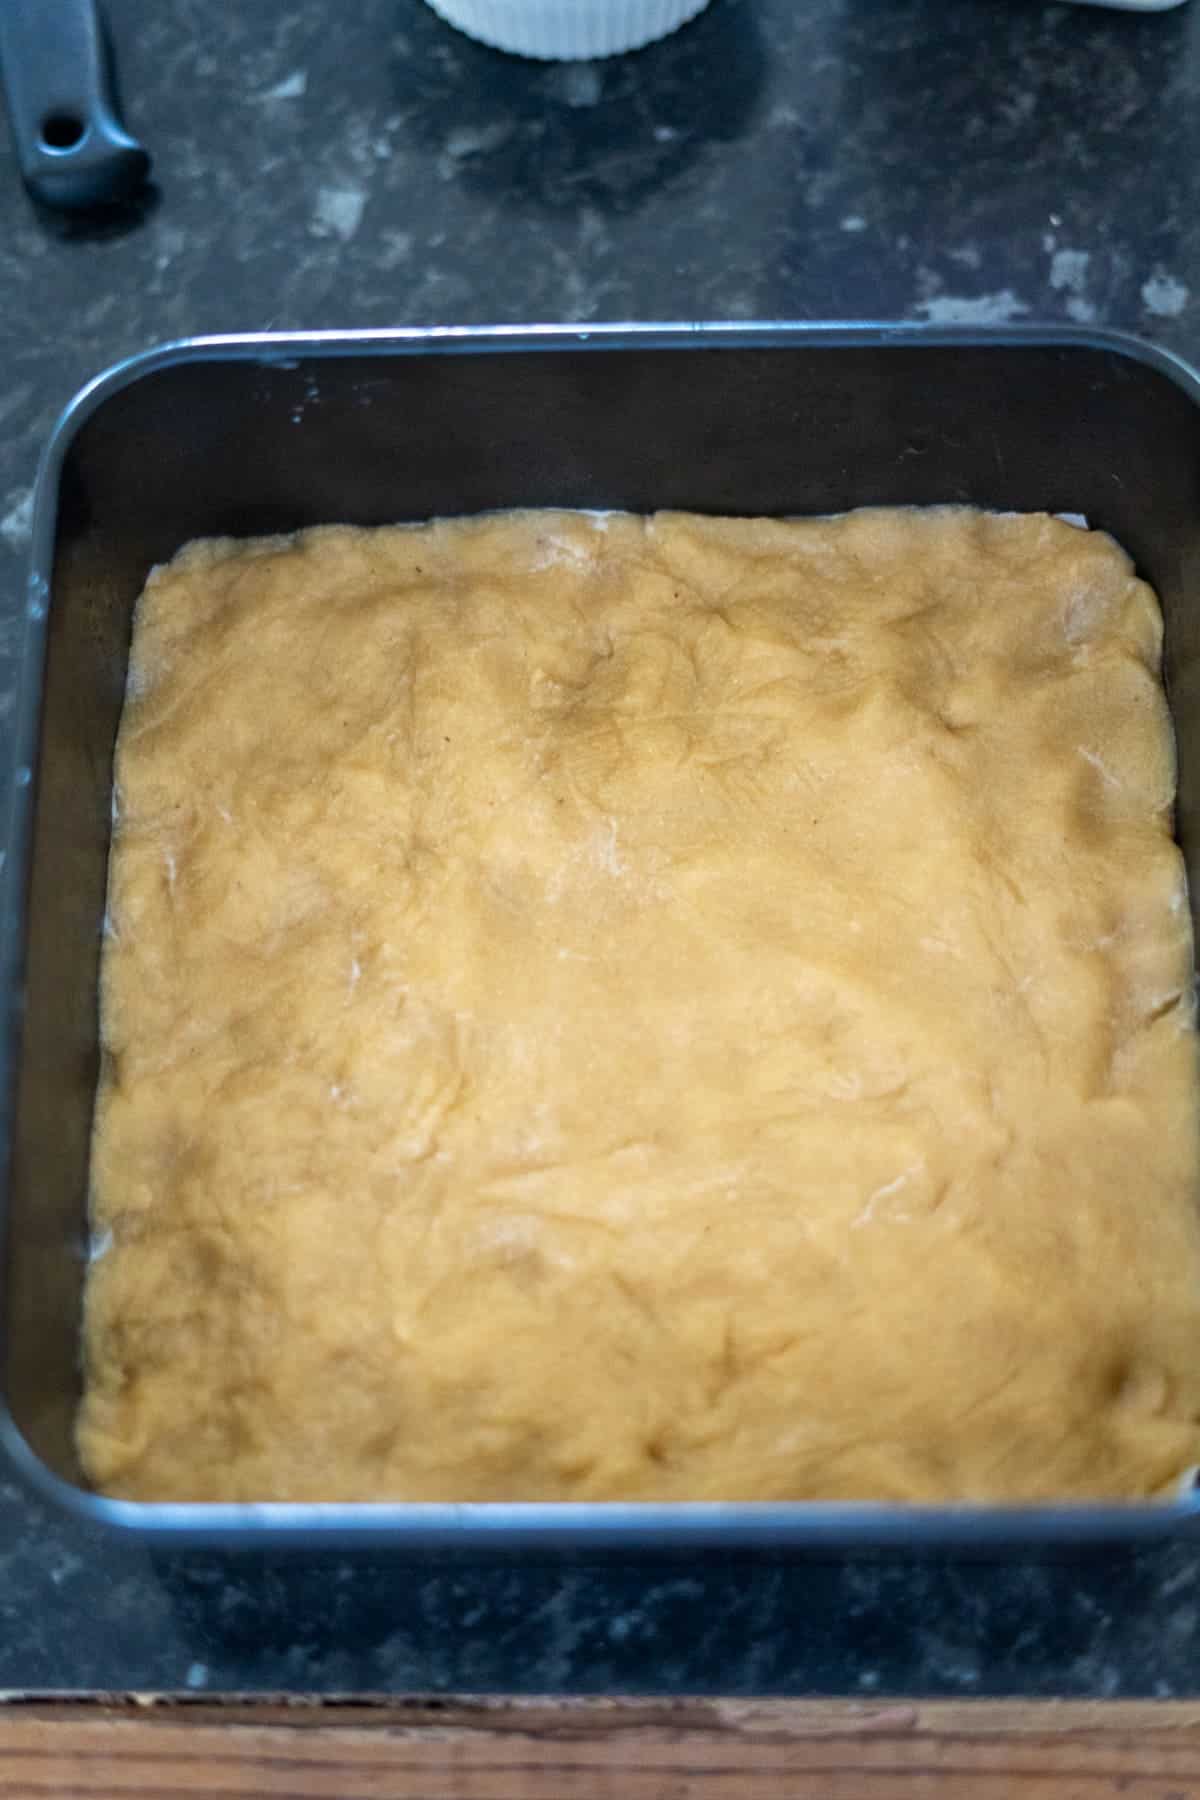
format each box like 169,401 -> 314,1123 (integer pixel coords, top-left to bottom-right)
4,1697 -> 1200,1798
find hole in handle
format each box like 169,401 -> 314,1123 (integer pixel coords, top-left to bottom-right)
40,112 -> 86,152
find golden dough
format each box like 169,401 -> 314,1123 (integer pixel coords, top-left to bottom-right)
79,507 -> 1200,1504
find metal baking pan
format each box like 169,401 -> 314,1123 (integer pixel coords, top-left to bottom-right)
4,322 -> 1200,1553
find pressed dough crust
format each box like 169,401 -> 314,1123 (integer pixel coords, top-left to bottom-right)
79,507 -> 1200,1503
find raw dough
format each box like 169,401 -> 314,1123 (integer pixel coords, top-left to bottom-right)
79,507 -> 1200,1503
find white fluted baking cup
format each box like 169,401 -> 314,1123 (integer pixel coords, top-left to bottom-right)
422,0 -> 712,59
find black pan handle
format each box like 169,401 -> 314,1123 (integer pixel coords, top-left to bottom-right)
0,0 -> 149,210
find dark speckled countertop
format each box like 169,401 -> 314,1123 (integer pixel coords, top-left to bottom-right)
3,0 -> 1200,1697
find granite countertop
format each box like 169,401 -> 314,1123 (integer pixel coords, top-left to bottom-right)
3,0 -> 1200,1697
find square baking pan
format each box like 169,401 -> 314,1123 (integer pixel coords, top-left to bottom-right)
4,322 -> 1200,1553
